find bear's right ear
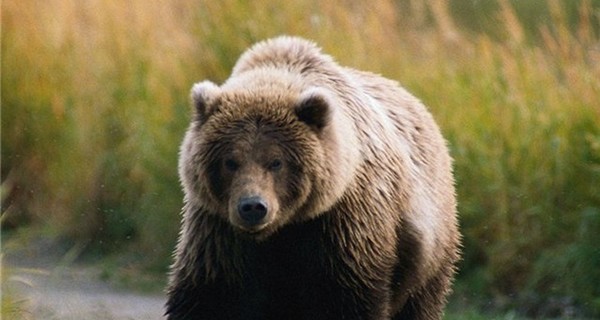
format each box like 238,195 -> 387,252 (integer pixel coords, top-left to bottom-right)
190,81 -> 221,124
294,88 -> 332,132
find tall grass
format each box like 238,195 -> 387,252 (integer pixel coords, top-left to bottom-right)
2,0 -> 599,317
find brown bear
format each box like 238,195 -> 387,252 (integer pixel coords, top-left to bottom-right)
166,36 -> 461,320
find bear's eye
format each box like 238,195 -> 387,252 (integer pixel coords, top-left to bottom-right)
267,159 -> 283,171
223,159 -> 240,172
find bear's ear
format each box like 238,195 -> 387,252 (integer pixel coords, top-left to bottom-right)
294,88 -> 332,132
190,81 -> 221,124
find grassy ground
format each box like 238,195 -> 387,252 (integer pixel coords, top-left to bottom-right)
3,0 -> 600,318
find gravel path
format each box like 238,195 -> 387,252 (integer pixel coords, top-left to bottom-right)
3,239 -> 166,320
6,266 -> 166,320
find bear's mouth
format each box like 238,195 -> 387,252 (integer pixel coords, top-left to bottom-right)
236,221 -> 270,233
233,220 -> 279,242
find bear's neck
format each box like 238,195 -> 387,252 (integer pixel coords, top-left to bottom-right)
191,212 -> 333,284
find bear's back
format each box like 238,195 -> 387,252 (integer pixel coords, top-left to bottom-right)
232,36 -> 335,77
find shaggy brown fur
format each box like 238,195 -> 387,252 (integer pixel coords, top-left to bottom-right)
166,36 -> 461,320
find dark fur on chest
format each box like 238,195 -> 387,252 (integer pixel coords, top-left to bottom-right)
165,215 -> 391,320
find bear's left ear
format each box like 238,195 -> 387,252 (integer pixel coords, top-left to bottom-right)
190,81 -> 221,124
295,88 -> 332,132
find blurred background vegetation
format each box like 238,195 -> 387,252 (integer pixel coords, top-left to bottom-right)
2,0 -> 599,318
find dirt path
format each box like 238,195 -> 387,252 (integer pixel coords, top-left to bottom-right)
6,266 -> 166,320
3,239 -> 166,320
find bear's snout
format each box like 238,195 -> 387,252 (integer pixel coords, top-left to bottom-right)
237,196 -> 268,226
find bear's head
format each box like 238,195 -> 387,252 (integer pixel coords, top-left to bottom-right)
179,78 -> 359,240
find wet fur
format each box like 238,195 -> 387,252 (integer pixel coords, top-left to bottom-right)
166,36 -> 461,320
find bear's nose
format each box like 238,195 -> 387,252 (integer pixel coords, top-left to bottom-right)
237,196 -> 268,225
